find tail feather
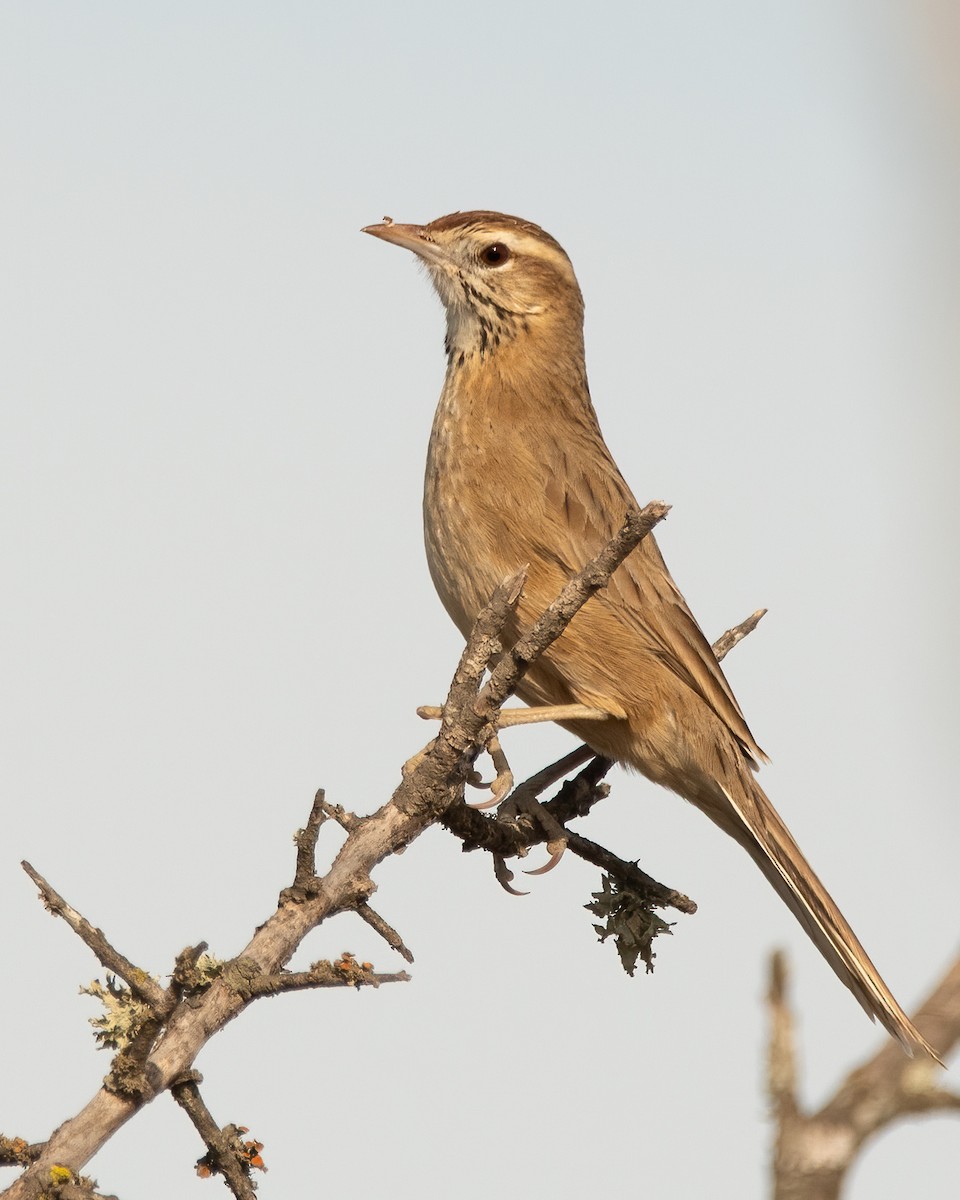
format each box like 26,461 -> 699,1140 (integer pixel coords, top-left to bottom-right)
712,774 -> 940,1062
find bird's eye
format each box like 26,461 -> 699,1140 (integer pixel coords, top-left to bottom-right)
480,243 -> 510,267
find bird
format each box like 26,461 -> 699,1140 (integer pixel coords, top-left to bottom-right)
362,209 -> 937,1059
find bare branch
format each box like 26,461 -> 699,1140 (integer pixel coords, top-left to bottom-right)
712,608 -> 767,662
293,789 -> 330,886
357,903 -> 415,963
317,796 -> 363,833
563,830 -> 698,915
238,958 -> 411,998
3,502 -> 671,1198
171,1075 -> 259,1200
769,951 -> 960,1200
20,861 -> 169,1016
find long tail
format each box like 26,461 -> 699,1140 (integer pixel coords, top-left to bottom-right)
707,769 -> 940,1061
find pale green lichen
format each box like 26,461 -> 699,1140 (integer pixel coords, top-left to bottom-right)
80,975 -> 154,1051
192,953 -> 226,986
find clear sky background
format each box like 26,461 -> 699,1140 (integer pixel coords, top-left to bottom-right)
3,3 -> 958,1197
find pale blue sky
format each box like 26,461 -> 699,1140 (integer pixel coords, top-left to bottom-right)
2,4 -> 957,1197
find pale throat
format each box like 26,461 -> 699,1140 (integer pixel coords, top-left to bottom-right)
427,265 -> 544,367
440,294 -> 522,366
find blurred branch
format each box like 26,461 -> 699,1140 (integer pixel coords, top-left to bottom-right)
768,951 -> 960,1200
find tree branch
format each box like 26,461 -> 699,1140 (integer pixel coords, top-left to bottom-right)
768,950 -> 960,1200
357,903 -> 415,963
712,608 -> 767,661
170,1075 -> 259,1200
3,501 -> 668,1199
20,862 -> 170,1016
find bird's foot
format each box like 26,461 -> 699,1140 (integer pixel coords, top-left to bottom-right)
460,733 -> 514,808
498,789 -> 569,876
416,702 -> 607,809
493,744 -> 598,876
415,706 -> 599,881
416,705 -> 515,807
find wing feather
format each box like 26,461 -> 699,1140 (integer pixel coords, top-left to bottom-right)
539,424 -> 766,765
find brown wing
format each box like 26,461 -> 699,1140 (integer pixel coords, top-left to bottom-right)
539,424 -> 766,767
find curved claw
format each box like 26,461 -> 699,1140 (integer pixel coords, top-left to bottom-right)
523,838 -> 568,876
465,769 -> 513,809
464,733 -> 514,809
463,768 -> 499,806
484,734 -> 513,805
494,854 -> 529,897
466,792 -> 505,811
488,767 -> 513,804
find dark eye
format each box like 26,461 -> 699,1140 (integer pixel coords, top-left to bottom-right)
480,243 -> 510,266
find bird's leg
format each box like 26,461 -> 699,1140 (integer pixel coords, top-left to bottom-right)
418,703 -> 612,728
415,706 -> 609,828
416,702 -> 608,808
508,743 -> 597,797
499,703 -> 613,727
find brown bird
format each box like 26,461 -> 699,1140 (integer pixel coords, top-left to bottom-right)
363,210 -> 937,1059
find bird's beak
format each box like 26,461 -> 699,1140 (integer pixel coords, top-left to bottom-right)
362,219 -> 448,268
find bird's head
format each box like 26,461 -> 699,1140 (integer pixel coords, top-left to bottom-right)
363,211 -> 584,366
